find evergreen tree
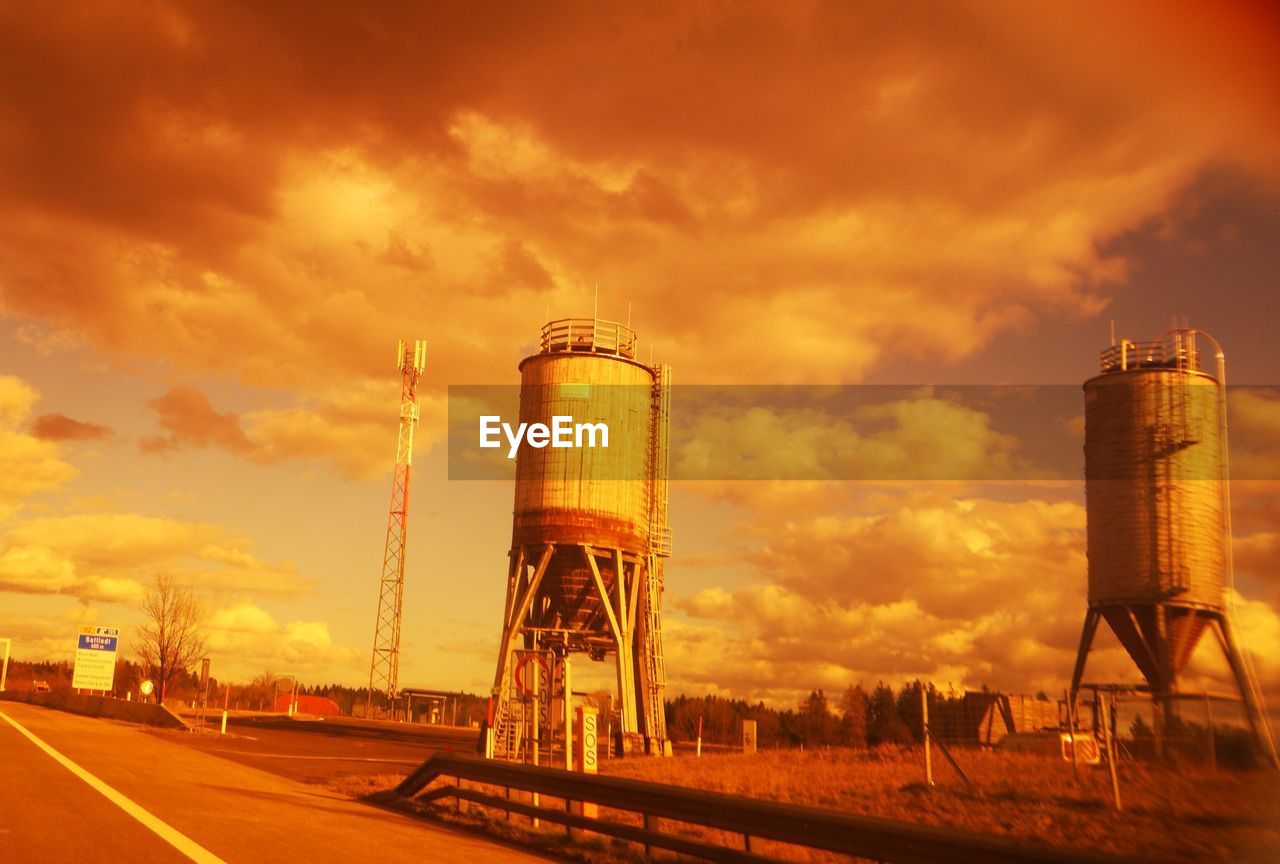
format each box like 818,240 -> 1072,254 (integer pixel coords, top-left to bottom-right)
839,684 -> 869,748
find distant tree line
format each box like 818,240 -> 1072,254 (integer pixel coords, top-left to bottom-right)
665,682 -> 997,749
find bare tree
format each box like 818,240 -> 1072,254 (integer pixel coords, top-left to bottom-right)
136,574 -> 207,702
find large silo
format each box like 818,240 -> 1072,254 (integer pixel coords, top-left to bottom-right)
487,317 -> 672,760
1069,329 -> 1276,764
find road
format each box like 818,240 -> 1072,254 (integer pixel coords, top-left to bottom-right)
175,714 -> 478,784
0,703 -> 546,864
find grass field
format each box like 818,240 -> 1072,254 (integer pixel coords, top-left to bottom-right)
602,746 -> 1280,863
334,746 -> 1280,863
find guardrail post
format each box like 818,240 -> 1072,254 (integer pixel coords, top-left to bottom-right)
643,813 -> 657,857
743,833 -> 753,852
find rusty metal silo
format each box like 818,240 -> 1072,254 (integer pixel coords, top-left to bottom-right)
488,317 -> 672,760
1070,329 -> 1277,765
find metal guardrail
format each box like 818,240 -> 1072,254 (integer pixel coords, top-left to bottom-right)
393,753 -> 1145,864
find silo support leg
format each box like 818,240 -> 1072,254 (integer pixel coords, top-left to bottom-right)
583,547 -> 624,645
1123,606 -> 1164,686
1211,617 -> 1280,769
1069,609 -> 1101,709
615,635 -> 639,736
491,545 -> 554,692
501,547 -> 526,631
582,545 -> 638,735
621,549 -> 641,635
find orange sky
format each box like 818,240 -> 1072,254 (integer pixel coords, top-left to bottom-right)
2,1 -> 1279,706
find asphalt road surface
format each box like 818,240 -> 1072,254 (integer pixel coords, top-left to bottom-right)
176,714 -> 478,784
0,703 -> 545,864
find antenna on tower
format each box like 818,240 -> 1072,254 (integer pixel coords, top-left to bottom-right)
1109,319 -> 1116,347
594,283 -> 599,321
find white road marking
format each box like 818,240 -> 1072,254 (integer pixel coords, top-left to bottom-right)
218,752 -> 419,763
0,710 -> 229,864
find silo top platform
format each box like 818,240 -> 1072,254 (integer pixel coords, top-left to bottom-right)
540,318 -> 637,359
1098,331 -> 1206,375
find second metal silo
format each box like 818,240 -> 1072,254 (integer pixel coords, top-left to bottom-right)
1069,328 -> 1276,765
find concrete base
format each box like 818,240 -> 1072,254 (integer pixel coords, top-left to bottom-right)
0,690 -> 191,730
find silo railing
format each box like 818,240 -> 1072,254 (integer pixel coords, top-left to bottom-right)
541,318 -> 638,359
1099,332 -> 1202,374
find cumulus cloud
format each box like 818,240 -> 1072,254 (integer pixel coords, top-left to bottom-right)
0,604 -> 105,663
665,485 -> 1280,702
669,495 -> 1089,697
1221,591 -> 1280,689
244,384 -> 447,481
207,600 -> 360,676
0,375 -> 77,517
673,390 -> 1031,481
0,513 -> 305,604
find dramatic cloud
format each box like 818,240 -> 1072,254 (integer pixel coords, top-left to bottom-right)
2,2 -> 1279,700
30,411 -> 112,442
1,2 -> 1276,394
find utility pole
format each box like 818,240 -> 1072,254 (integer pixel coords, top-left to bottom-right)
366,339 -> 427,718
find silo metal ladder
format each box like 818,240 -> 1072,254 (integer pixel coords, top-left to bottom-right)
1161,342 -> 1195,598
642,365 -> 672,741
492,693 -> 525,761
641,562 -> 668,739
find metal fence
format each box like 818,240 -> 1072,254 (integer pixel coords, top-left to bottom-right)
392,753 -> 1142,864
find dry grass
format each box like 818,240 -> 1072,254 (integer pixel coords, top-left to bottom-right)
602,746 -> 1280,863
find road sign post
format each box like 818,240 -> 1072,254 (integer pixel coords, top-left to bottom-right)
71,627 -> 119,694
196,657 -> 211,733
